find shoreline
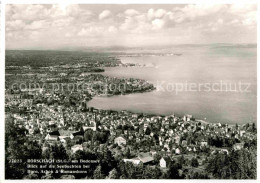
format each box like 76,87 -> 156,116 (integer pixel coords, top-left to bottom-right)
87,95 -> 244,126
5,51 -> 255,127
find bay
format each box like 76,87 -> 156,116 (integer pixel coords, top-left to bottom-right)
88,45 -> 257,124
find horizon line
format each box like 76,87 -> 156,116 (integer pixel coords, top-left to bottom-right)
5,42 -> 257,51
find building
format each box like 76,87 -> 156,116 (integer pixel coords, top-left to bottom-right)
233,143 -> 244,151
182,140 -> 188,146
175,148 -> 181,154
200,141 -> 208,146
174,136 -> 181,145
71,131 -> 84,139
71,144 -> 83,154
138,152 -> 154,164
59,130 -> 76,140
220,148 -> 229,155
45,131 -> 60,141
240,130 -> 246,137
114,136 -> 127,146
82,126 -> 96,132
45,134 -> 59,141
82,121 -> 96,132
123,157 -> 141,165
183,114 -> 193,122
160,157 -> 172,168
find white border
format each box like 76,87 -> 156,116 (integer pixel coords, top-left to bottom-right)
1,0 -> 260,4
0,0 -> 259,183
1,1 -> 5,183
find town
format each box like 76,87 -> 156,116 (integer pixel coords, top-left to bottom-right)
5,50 -> 257,179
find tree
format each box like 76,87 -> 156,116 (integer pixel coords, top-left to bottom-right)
125,147 -> 131,158
48,143 -> 68,159
177,155 -> 186,166
135,162 -> 144,178
93,165 -> 105,179
5,117 -> 42,179
125,162 -> 135,178
145,127 -> 151,135
206,148 -> 256,179
143,166 -> 162,179
187,170 -> 209,179
60,175 -> 75,179
154,153 -> 161,164
24,173 -> 39,179
252,123 -> 256,133
168,161 -> 183,179
91,132 -> 98,144
118,160 -> 126,177
41,171 -> 54,179
191,157 -> 199,167
99,147 -> 116,176
70,150 -> 98,178
84,129 -> 93,141
107,168 -> 118,179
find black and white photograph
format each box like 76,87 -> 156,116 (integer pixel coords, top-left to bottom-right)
3,2 -> 258,180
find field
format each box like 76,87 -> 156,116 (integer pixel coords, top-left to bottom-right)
6,50 -> 120,68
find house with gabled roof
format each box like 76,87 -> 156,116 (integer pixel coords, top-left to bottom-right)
114,136 -> 126,146
71,144 -> 83,154
71,131 -> 84,139
160,156 -> 172,168
58,130 -> 77,142
45,131 -> 60,141
233,142 -> 244,151
138,152 -> 154,164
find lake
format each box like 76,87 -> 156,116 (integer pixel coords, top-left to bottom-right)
88,45 -> 257,124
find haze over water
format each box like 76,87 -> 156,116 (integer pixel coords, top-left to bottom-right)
88,44 -> 257,124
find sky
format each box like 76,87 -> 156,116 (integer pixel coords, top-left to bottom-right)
6,4 -> 257,49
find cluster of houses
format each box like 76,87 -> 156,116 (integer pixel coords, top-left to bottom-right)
5,60 -> 256,170
9,99 -> 255,169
